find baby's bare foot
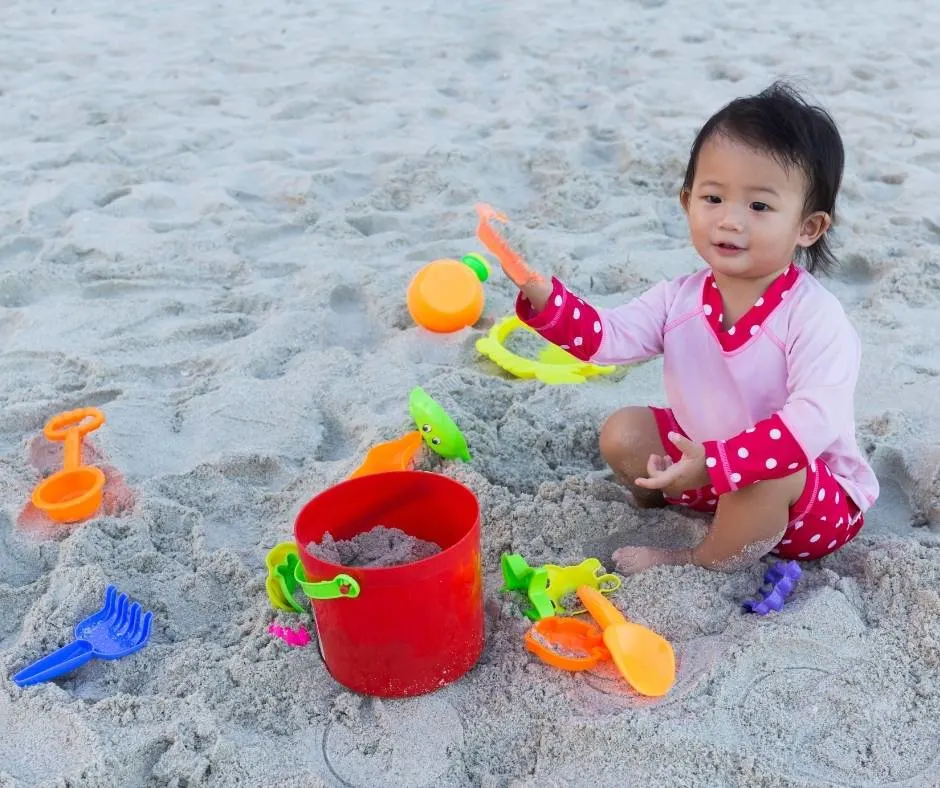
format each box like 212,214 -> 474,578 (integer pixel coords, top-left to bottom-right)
613,546 -> 693,575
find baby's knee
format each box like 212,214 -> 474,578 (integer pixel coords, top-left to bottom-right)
599,410 -> 627,463
599,406 -> 649,465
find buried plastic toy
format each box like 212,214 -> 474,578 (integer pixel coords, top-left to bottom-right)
408,386 -> 471,462
501,553 -> 621,620
345,387 -> 471,480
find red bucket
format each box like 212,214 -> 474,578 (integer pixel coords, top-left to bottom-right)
294,471 -> 484,697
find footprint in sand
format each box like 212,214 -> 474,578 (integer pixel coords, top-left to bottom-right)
574,634 -> 733,713
346,212 -> 403,237
232,224 -> 307,280
711,634 -> 940,784
312,411 -> 357,463
0,513 -> 45,589
867,443 -> 938,531
323,694 -> 464,787
323,283 -> 381,352
0,237 -> 42,272
834,250 -> 880,286
856,170 -> 906,204
735,662 -> 939,784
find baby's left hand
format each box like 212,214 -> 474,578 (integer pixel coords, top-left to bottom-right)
635,432 -> 711,497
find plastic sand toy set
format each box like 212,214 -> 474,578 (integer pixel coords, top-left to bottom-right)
11,206 -> 804,699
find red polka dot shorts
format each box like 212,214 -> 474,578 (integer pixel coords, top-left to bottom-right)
650,407 -> 864,561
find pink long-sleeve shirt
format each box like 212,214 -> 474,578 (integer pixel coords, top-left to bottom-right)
516,264 -> 879,512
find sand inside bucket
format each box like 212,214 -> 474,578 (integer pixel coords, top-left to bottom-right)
306,525 -> 442,568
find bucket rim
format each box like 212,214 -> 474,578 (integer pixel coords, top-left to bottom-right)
293,470 -> 481,581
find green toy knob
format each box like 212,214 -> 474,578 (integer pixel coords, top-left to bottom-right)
461,253 -> 491,283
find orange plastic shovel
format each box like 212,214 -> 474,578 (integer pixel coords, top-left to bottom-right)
31,407 -> 107,523
347,431 -> 423,479
576,585 -> 676,697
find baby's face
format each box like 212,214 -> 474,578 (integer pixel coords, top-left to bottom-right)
683,136 -> 811,282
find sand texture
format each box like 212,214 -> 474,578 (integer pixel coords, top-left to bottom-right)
1,0 -> 939,785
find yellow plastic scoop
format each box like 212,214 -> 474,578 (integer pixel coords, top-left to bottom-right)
576,585 -> 676,697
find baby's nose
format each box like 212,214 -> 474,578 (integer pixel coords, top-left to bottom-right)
717,207 -> 745,231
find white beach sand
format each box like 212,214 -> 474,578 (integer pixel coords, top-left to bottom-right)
2,0 -> 939,785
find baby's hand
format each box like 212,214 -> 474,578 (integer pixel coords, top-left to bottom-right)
635,433 -> 710,497
475,204 -> 552,310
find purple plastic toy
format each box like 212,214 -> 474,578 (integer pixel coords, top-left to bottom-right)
743,560 -> 802,615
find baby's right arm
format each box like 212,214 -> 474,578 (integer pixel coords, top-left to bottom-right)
476,204 -> 670,366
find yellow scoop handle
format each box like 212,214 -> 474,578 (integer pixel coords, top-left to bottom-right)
577,585 -> 627,628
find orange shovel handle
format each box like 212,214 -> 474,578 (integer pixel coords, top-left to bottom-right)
44,408 -> 106,442
43,408 -> 105,472
577,585 -> 628,629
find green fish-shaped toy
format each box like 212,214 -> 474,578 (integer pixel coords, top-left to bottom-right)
408,387 -> 471,462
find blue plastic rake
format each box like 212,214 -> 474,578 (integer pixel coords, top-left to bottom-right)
13,584 -> 154,687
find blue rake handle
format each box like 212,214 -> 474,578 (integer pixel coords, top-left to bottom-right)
12,640 -> 97,687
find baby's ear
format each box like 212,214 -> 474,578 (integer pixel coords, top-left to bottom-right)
679,188 -> 691,213
797,211 -> 831,248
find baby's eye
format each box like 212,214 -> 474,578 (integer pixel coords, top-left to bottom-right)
750,201 -> 770,212
431,437 -> 441,445
703,195 -> 722,204
421,424 -> 432,432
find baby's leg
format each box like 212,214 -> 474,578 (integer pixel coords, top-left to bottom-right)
599,406 -> 670,508
614,470 -> 806,574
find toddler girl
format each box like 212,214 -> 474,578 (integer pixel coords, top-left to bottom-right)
477,81 -> 879,574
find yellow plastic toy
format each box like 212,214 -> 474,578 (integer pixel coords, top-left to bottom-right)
266,542 -> 305,613
476,315 -> 616,384
543,558 -> 622,615
501,553 -> 621,619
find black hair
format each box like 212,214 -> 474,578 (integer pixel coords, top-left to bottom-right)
681,81 -> 844,276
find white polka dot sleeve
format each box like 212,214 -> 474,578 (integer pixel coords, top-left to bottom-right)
515,277 -> 604,361
702,414 -> 807,495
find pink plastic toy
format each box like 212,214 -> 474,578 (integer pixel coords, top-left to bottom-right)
268,623 -> 311,647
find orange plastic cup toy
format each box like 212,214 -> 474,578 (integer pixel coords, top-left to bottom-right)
407,254 -> 489,333
31,407 -> 107,523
